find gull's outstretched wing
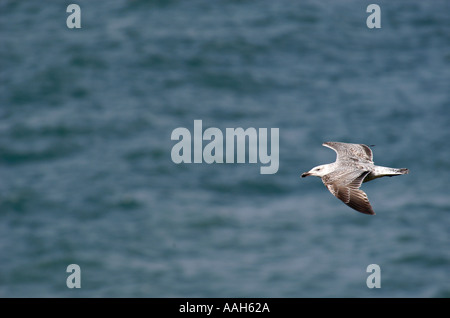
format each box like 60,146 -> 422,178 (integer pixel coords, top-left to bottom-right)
322,169 -> 375,215
323,142 -> 373,163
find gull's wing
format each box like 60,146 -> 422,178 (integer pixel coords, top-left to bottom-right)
322,169 -> 375,215
323,142 -> 373,163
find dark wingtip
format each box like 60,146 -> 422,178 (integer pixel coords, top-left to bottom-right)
354,206 -> 375,215
358,208 -> 376,215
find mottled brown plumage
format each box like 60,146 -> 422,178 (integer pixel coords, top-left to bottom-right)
301,142 -> 409,215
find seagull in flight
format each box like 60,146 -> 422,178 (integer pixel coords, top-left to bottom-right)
301,142 -> 409,215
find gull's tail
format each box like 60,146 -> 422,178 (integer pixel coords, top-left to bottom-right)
364,166 -> 409,182
393,168 -> 409,175
380,167 -> 409,176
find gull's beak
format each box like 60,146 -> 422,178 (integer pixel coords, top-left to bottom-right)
301,172 -> 310,178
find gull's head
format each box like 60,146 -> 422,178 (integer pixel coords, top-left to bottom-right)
301,164 -> 331,178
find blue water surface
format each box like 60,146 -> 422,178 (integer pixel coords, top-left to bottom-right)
0,0 -> 449,297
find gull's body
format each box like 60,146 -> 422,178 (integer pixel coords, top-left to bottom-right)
301,142 -> 409,215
